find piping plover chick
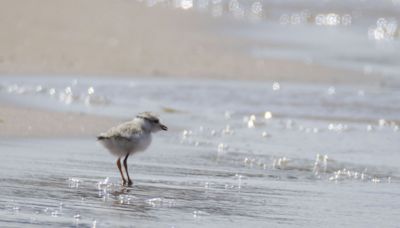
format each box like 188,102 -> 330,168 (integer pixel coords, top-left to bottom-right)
97,112 -> 168,186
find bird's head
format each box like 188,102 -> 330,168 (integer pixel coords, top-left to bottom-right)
136,112 -> 168,133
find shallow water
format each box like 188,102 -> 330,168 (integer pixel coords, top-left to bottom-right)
0,76 -> 399,227
0,138 -> 399,228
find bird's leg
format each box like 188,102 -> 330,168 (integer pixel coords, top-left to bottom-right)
123,154 -> 133,186
116,158 -> 126,185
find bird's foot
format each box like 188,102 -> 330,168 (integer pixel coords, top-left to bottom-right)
121,180 -> 133,187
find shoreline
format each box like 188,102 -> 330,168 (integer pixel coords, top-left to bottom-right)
1,74 -> 396,139
0,65 -> 386,86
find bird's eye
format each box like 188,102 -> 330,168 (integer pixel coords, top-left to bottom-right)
154,120 -> 159,124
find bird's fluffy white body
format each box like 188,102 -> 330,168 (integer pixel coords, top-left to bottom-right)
99,131 -> 152,157
98,117 -> 156,157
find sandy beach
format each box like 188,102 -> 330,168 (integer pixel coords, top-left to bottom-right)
0,0 -> 384,84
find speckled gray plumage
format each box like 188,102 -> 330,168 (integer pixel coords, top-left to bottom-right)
97,121 -> 144,140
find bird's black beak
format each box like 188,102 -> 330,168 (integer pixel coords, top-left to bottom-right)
160,124 -> 168,131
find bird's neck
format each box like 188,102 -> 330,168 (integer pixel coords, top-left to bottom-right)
135,118 -> 152,133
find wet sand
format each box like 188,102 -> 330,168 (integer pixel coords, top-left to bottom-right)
0,103 -> 119,138
1,76 -> 399,227
0,138 -> 398,227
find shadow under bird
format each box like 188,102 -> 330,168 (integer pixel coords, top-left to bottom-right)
97,112 -> 168,186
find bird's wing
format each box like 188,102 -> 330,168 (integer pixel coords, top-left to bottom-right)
98,121 -> 143,140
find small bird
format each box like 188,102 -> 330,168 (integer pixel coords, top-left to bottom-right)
97,112 -> 168,186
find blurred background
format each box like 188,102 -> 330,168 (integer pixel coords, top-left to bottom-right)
1,0 -> 399,84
